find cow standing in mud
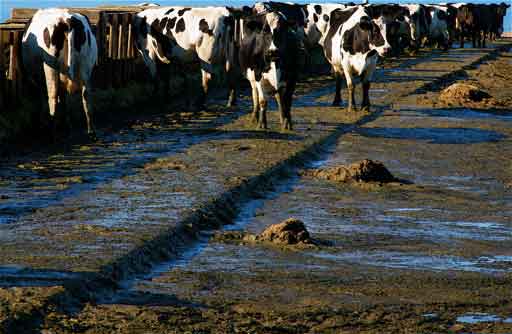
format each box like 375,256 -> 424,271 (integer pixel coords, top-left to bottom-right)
239,10 -> 302,130
22,8 -> 98,139
133,6 -> 238,110
323,6 -> 392,111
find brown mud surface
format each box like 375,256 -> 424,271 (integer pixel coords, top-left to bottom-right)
409,49 -> 512,110
1,43 -> 511,333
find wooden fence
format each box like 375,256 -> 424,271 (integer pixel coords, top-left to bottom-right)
0,24 -> 25,111
0,7 -> 145,111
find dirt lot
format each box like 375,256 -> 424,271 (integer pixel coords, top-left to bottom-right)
1,44 -> 511,334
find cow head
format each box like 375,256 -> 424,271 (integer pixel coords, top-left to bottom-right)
342,8 -> 392,58
133,13 -> 178,78
403,5 -> 428,47
497,2 -> 510,35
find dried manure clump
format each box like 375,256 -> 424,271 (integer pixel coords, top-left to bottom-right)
256,218 -> 312,245
307,159 -> 397,183
439,83 -> 492,105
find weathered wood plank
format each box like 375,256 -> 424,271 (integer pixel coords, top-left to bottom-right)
118,21 -> 124,60
111,14 -> 119,60
10,7 -> 140,25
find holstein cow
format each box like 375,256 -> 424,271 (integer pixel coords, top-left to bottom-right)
22,8 -> 98,139
133,6 -> 238,109
430,4 -> 458,47
323,5 -> 392,111
400,4 -> 429,51
425,5 -> 450,50
239,10 -> 302,130
303,3 -> 352,48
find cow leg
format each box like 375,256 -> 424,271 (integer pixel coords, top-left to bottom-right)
482,32 -> 486,48
82,84 -> 96,141
44,63 -> 59,119
43,63 -> 59,141
346,82 -> 356,112
198,69 -> 211,112
275,86 -> 291,131
332,71 -> 343,106
343,66 -> 357,112
249,81 -> 259,125
226,67 -> 237,108
361,81 -> 371,112
275,89 -> 284,126
282,79 -> 296,131
256,82 -> 268,129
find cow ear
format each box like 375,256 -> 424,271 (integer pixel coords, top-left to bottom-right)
359,16 -> 372,31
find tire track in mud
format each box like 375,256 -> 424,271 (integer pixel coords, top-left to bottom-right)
2,43 -> 511,333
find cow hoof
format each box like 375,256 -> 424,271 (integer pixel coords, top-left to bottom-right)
227,100 -> 237,108
361,105 -> 370,112
282,122 -> 293,131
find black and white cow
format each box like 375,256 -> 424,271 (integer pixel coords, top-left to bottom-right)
303,3 -> 352,48
431,4 -> 457,47
133,6 -> 238,109
323,5 -> 392,111
22,8 -> 98,139
239,10 -> 302,130
401,4 -> 429,50
425,5 -> 450,49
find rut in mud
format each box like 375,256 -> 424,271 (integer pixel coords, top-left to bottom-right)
1,43 -> 512,333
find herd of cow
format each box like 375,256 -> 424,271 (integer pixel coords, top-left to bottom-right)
19,1 -> 510,138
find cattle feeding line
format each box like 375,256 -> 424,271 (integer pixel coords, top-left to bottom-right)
0,2 -> 509,141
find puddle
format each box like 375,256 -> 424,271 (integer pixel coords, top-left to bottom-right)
422,313 -> 439,319
310,251 -> 512,273
401,107 -> 512,122
357,126 -> 506,144
457,313 -> 504,324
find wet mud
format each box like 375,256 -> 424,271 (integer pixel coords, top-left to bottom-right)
1,42 -> 512,333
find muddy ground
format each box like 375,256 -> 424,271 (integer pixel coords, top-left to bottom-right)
1,43 -> 512,333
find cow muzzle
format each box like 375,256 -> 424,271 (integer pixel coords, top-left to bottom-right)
378,45 -> 392,57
